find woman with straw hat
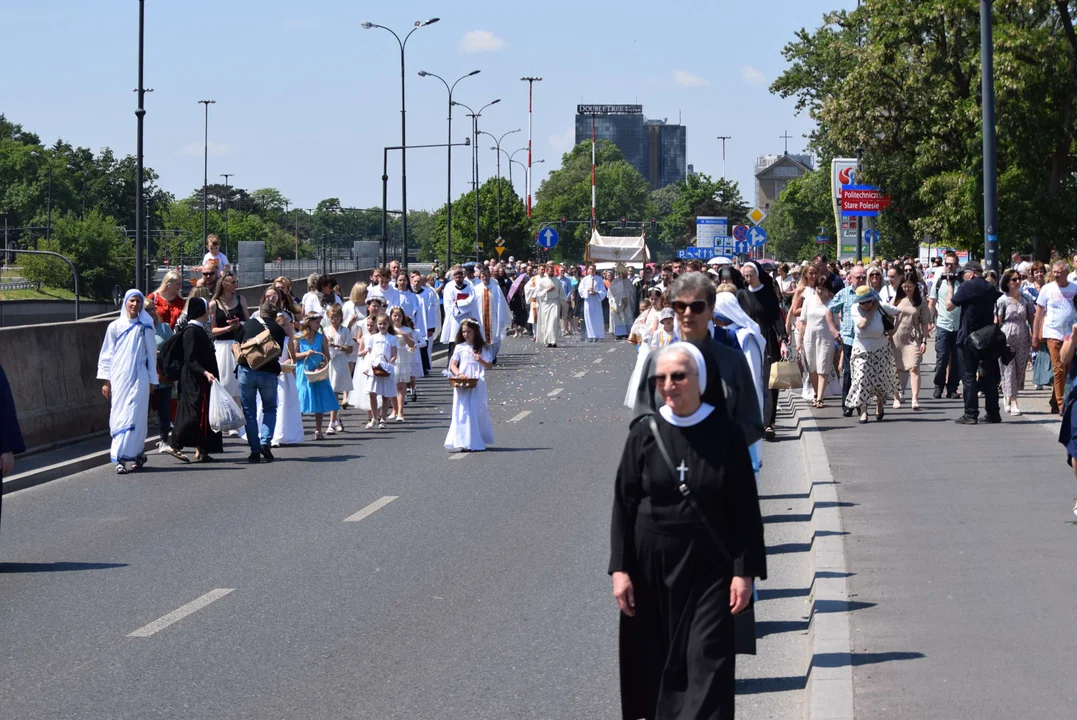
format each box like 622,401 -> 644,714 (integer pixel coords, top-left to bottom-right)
846,286 -> 900,424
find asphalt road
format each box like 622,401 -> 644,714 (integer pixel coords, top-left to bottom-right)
1,334 -> 808,719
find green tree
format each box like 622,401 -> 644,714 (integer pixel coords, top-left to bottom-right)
660,174 -> 748,252
20,210 -> 134,298
767,166 -> 835,260
431,177 -> 531,263
533,140 -> 653,261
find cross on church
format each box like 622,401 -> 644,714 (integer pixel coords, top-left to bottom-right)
780,130 -> 793,155
677,461 -> 689,484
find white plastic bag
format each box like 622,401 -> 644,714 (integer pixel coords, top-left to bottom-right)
209,378 -> 246,433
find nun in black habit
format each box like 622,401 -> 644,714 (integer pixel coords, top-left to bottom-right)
163,297 -> 223,463
611,341 -> 766,720
736,261 -> 788,441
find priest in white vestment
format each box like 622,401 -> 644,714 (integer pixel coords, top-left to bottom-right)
607,267 -> 636,338
474,266 -> 511,360
440,267 -> 480,361
577,264 -> 607,341
529,263 -> 565,347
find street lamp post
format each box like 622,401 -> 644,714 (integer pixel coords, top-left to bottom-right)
453,99 -> 501,264
134,0 -> 148,291
520,77 -> 542,217
980,0 -> 999,273
418,69 -> 480,270
198,99 -> 216,248
362,18 -> 439,271
220,173 -> 233,261
480,128 -> 521,241
855,145 -> 863,264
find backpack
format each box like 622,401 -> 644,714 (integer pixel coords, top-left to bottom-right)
232,316 -> 281,371
157,327 -> 187,382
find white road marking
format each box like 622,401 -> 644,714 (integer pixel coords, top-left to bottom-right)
508,411 -> 531,423
127,589 -> 234,637
592,357 -> 603,365
548,388 -> 564,397
608,348 -> 616,353
574,371 -> 588,378
343,496 -> 398,522
448,452 -> 469,461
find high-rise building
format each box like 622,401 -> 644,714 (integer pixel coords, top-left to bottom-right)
575,104 -> 686,191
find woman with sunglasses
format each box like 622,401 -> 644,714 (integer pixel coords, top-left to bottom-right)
996,269 -> 1036,415
611,342 -> 765,720
208,271 -> 249,429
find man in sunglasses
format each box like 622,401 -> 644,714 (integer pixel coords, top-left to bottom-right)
199,260 -> 220,295
928,251 -> 963,399
629,273 -> 763,447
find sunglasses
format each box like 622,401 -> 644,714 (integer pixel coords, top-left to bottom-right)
653,372 -> 691,385
671,300 -> 708,315
202,272 -> 216,277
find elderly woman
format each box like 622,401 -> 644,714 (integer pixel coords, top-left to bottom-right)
846,286 -> 900,424
611,342 -> 766,720
97,290 -> 158,474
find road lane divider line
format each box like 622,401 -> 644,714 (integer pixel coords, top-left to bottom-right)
548,388 -> 564,397
508,411 -> 531,423
344,496 -> 398,522
574,371 -> 588,378
127,589 -> 234,638
592,358 -> 603,365
608,348 -> 616,353
448,452 -> 469,461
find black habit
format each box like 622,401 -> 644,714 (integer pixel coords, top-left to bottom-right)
610,411 -> 766,720
169,324 -> 223,454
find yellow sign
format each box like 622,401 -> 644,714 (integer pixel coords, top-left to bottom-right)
748,207 -> 766,225
496,246 -> 506,256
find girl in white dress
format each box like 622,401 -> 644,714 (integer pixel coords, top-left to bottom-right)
445,319 -> 495,452
341,282 -> 367,386
388,306 -> 417,423
324,304 -> 355,433
267,309 -> 305,447
360,313 -> 398,429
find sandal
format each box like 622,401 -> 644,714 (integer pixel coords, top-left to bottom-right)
116,463 -> 129,475
912,403 -> 921,411
163,447 -> 190,463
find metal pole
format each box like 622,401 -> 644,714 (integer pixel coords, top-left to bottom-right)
10,249 -> 79,320
220,173 -> 233,261
134,0 -> 146,292
382,147 -> 389,267
591,114 -> 597,231
855,145 -> 863,263
521,77 -> 541,217
474,114 -> 480,264
198,100 -> 215,246
981,0 -> 999,274
446,91 -> 453,269
716,135 -> 731,180
46,163 -> 52,243
398,43 -> 408,271
495,144 -> 502,240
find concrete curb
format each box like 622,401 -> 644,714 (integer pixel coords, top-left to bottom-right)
790,395 -> 855,720
3,345 -> 451,496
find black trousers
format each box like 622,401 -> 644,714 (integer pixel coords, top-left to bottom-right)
446,342 -> 455,368
419,344 -> 431,374
840,343 -> 853,410
154,385 -> 172,440
934,328 -> 961,393
959,343 -> 1001,420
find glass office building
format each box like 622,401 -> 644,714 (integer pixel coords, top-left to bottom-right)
575,104 -> 686,190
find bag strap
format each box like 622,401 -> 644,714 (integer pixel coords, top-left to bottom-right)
646,416 -> 734,567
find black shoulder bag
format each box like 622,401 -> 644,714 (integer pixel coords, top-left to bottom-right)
646,416 -> 758,655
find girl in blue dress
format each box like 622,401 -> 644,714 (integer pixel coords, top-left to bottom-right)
295,315 -> 340,440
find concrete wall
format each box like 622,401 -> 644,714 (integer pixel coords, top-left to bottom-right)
0,300 -> 114,328
2,268 -> 376,452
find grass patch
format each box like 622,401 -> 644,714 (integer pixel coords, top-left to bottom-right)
0,286 -> 94,301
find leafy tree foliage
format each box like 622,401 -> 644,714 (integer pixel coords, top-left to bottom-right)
20,211 -> 133,298
429,178 -> 531,263
659,174 -> 749,252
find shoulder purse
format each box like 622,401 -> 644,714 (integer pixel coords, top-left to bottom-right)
646,416 -> 757,655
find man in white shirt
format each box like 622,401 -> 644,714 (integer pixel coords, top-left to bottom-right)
881,266 -> 902,304
1034,260 -> 1077,413
411,271 -> 440,373
367,267 -> 402,309
440,266 -> 480,362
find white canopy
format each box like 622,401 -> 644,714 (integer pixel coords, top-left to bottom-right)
595,261 -> 644,271
707,255 -> 734,266
587,230 -> 649,264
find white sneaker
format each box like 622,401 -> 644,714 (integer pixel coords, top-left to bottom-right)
1072,497 -> 1077,518
226,429 -> 240,437
395,416 -> 405,423
1010,402 -> 1021,416
326,425 -> 336,435
386,413 -> 398,421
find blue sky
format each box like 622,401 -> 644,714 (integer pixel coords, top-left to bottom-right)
3,0 -> 851,213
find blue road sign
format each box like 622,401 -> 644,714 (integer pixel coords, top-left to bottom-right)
747,225 -> 768,248
734,240 -> 749,255
536,226 -> 560,249
732,224 -> 749,242
864,228 -> 879,244
677,247 -> 719,260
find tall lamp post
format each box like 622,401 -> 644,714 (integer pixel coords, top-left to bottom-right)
418,68 -> 480,270
980,0 -> 999,273
855,145 -> 863,264
220,173 -> 233,261
453,99 -> 501,264
520,77 -> 542,217
716,135 -> 731,180
197,99 -> 216,248
362,18 -> 439,271
479,128 -> 521,241
134,0 -> 148,291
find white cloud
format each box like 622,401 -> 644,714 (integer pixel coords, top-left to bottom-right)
673,70 -> 710,87
181,141 -> 238,157
740,65 -> 767,87
548,127 -> 576,154
459,30 -> 505,53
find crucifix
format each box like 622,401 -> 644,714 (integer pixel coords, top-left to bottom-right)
780,130 -> 793,155
676,461 -> 689,483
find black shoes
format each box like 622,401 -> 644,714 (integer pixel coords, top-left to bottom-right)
764,427 -> 776,442
842,408 -> 854,417
946,391 -> 960,399
954,415 -> 978,425
260,446 -> 275,461
247,452 -> 262,463
933,387 -> 943,399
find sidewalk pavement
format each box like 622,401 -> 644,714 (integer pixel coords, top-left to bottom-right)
806,347 -> 1077,719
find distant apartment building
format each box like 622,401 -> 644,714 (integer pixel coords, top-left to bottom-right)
755,153 -> 814,209
574,104 -> 687,191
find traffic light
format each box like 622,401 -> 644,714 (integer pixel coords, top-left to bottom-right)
560,217 -> 567,230
620,217 -> 627,229
649,218 -> 657,233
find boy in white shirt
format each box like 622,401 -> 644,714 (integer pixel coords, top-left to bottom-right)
201,234 -> 230,273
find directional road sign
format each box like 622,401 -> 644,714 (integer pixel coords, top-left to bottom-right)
734,240 -> 749,255
677,247 -> 719,260
747,207 -> 766,225
747,225 -> 768,248
865,228 -> 879,244
732,224 -> 749,242
537,227 -> 560,249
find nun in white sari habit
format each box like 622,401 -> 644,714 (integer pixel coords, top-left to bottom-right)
712,292 -> 767,474
97,289 -> 158,474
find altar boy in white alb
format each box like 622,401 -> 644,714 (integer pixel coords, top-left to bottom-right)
577,264 -> 607,341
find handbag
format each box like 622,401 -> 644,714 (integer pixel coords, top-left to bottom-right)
768,360 -> 803,390
232,317 -> 281,371
647,416 -> 757,655
969,303 -> 1008,360
1033,348 -> 1054,386
881,312 -> 895,335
